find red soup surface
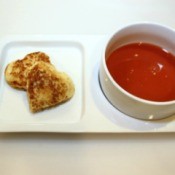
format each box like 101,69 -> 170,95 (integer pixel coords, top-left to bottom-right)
106,43 -> 175,102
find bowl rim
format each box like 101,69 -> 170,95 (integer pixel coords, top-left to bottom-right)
102,22 -> 175,106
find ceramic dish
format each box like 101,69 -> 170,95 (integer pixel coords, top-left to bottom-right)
99,23 -> 175,120
0,35 -> 174,133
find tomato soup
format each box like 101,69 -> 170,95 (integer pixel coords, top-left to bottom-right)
106,43 -> 175,102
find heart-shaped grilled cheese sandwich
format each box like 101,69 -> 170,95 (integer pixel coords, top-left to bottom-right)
27,62 -> 75,112
5,52 -> 75,113
5,52 -> 50,90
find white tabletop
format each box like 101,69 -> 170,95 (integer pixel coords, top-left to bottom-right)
0,0 -> 175,174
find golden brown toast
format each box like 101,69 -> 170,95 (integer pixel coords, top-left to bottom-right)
5,52 -> 50,89
27,62 -> 75,112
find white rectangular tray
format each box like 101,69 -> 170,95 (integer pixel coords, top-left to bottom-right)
0,35 -> 175,133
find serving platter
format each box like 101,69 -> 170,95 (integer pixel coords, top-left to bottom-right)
0,35 -> 175,133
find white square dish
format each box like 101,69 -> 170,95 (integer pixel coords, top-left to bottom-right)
0,38 -> 83,124
0,35 -> 174,133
